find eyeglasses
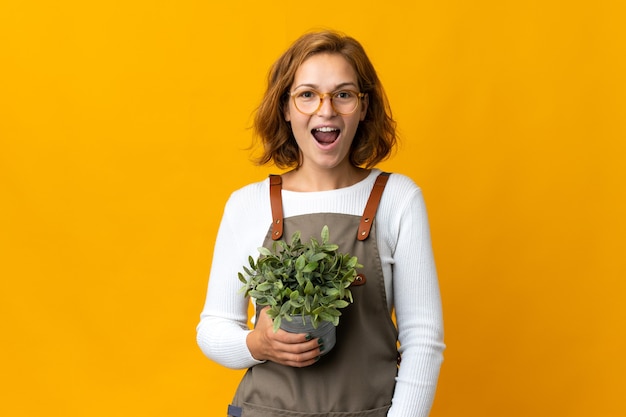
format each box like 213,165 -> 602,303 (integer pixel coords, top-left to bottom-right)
289,89 -> 366,115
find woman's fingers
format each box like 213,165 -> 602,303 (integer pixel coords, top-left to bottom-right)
247,307 -> 324,367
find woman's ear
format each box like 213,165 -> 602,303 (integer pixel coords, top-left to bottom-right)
359,93 -> 369,121
284,105 -> 291,122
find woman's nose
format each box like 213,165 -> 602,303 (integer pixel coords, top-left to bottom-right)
316,95 -> 337,117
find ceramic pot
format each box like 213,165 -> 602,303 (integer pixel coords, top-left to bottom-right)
280,315 -> 336,356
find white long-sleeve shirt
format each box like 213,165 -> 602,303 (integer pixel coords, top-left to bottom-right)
197,169 -> 445,417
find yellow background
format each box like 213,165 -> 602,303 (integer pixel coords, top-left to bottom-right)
1,1 -> 625,416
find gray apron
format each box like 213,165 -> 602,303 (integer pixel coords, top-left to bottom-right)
229,173 -> 398,417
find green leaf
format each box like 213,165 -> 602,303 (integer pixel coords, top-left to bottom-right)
325,307 -> 342,317
319,311 -> 335,322
255,282 -> 273,292
279,302 -> 292,316
333,300 -> 350,309
272,316 -> 282,332
258,247 -> 272,257
321,225 -> 330,243
302,261 -> 318,273
290,230 -> 302,247
295,270 -> 305,287
309,252 -> 327,262
311,306 -> 324,315
263,270 -> 275,281
325,288 -> 340,297
343,270 -> 355,281
304,280 -> 315,295
295,255 -> 306,271
346,256 -> 358,268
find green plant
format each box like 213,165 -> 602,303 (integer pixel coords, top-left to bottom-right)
238,225 -> 362,332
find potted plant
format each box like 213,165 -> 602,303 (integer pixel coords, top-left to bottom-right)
238,225 -> 362,355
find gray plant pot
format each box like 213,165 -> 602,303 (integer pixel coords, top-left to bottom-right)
279,315 -> 336,356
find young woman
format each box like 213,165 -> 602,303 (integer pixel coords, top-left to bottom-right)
197,30 -> 445,417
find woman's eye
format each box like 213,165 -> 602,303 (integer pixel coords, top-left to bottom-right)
335,91 -> 353,99
298,90 -> 315,98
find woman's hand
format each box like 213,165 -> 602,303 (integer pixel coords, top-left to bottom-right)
246,307 -> 323,367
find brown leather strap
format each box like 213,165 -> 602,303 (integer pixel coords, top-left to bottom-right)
357,172 -> 391,241
270,172 -> 391,241
269,175 -> 284,240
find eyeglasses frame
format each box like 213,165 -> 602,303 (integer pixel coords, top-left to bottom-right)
288,89 -> 366,116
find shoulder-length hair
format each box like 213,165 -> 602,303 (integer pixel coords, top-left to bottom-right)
253,30 -> 397,169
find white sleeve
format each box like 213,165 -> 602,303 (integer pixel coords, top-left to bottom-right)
388,186 -> 445,417
196,193 -> 267,369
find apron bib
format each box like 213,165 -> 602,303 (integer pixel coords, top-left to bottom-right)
230,173 -> 398,417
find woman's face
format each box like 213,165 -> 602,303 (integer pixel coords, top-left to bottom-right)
284,53 -> 367,172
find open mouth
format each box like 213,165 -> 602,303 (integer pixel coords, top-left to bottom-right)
312,127 -> 340,145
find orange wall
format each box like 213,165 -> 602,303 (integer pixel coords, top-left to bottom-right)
1,1 -> 625,416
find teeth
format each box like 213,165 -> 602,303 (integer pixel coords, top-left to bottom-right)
315,127 -> 339,132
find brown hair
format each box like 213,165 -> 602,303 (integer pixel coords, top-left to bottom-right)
253,30 -> 397,169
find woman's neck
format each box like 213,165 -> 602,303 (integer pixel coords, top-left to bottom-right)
281,165 -> 370,192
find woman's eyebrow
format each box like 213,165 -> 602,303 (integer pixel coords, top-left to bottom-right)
292,82 -> 359,91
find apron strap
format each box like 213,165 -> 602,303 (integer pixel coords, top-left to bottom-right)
358,172 -> 391,241
268,172 -> 392,241
269,174 -> 284,240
